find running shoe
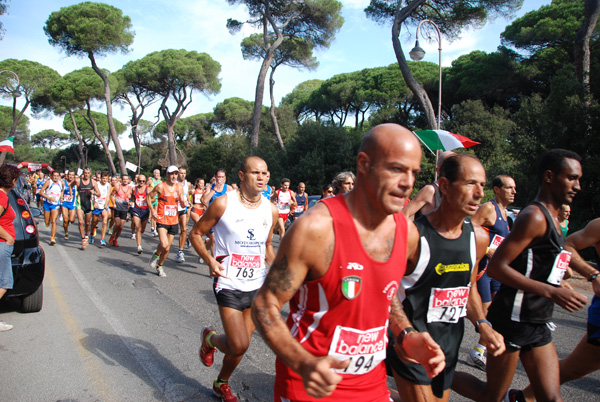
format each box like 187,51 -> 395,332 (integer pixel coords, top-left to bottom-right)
89,236 -> 95,244
131,233 -> 136,240
149,252 -> 159,270
113,239 -> 119,247
59,215 -> 63,222
200,327 -> 217,367
50,237 -> 56,245
108,235 -> 115,245
156,265 -> 166,277
64,232 -> 69,240
504,388 -> 526,402
212,379 -> 238,402
0,321 -> 13,332
137,246 -> 143,255
107,228 -> 113,235
100,239 -> 107,247
81,236 -> 88,250
176,250 -> 185,263
92,228 -> 97,237
152,229 -> 158,237
467,346 -> 486,371
185,238 -> 191,249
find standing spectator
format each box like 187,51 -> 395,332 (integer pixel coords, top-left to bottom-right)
332,171 -> 355,195
559,204 -> 570,237
0,165 -> 20,331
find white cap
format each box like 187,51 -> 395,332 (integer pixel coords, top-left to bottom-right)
166,165 -> 179,173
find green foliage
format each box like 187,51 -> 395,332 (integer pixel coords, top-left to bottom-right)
213,97 -> 255,135
51,67 -> 111,112
31,129 -> 71,150
63,110 -> 126,145
241,33 -> 319,70
5,144 -> 56,166
44,2 -> 134,57
187,133 -> 251,183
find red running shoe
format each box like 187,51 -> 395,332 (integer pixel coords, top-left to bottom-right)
199,327 -> 216,367
108,235 -> 115,245
213,380 -> 238,402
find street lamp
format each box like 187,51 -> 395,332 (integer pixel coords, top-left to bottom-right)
409,19 -> 442,130
0,70 -> 22,98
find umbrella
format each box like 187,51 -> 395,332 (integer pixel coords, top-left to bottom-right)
413,130 -> 480,156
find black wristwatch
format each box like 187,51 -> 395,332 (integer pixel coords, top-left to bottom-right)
589,272 -> 600,282
397,327 -> 417,346
475,319 -> 492,333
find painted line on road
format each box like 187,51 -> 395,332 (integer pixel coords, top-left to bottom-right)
53,243 -> 184,402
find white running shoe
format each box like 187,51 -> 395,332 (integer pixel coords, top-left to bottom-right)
149,252 -> 159,270
131,233 -> 136,240
0,321 -> 13,331
176,250 -> 185,263
156,266 -> 166,277
152,229 -> 158,237
137,245 -> 143,255
467,347 -> 487,371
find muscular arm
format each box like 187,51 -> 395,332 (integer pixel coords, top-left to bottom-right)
252,205 -> 349,398
189,196 -> 228,278
147,184 -> 161,219
487,205 -> 587,312
265,203 -> 279,266
565,218 -> 600,297
402,184 -> 435,218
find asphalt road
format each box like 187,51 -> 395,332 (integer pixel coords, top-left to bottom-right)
0,217 -> 598,401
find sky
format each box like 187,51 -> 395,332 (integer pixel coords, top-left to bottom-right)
0,0 -> 551,150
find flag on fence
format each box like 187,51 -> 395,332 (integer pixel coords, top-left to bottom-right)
0,137 -> 15,154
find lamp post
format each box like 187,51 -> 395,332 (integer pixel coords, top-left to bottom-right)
409,19 -> 442,130
0,70 -> 21,99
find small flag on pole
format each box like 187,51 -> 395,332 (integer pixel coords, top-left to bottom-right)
125,161 -> 138,172
413,130 -> 480,155
0,136 -> 15,154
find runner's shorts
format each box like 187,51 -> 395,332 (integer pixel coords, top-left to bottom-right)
131,207 -> 149,222
156,223 -> 178,236
61,200 -> 76,211
489,315 -> 552,352
212,286 -> 259,311
114,209 -> 128,220
43,202 -> 60,211
92,208 -> 106,216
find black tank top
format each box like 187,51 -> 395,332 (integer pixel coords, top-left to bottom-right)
488,202 -> 567,324
400,216 -> 476,351
79,178 -> 94,211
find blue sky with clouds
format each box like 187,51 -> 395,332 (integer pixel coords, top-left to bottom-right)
0,0 -> 550,148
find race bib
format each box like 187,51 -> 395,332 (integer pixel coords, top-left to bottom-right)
194,193 -> 203,204
63,195 -> 73,202
489,234 -> 505,250
329,325 -> 387,375
136,195 -> 147,207
294,205 -> 304,213
427,286 -> 470,324
547,250 -> 571,285
164,205 -> 177,216
228,253 -> 264,279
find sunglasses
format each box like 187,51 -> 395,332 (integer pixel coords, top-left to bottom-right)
138,180 -> 146,183
326,190 -> 333,193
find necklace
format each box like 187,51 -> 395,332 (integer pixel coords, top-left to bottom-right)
239,190 -> 261,207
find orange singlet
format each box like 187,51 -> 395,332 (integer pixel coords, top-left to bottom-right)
157,183 -> 180,226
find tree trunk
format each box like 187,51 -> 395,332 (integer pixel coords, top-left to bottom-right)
575,0 -> 600,99
269,67 -> 286,151
69,111 -> 86,168
88,53 -> 127,175
391,0 -> 437,129
85,103 -> 117,175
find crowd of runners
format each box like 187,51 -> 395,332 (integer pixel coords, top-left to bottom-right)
24,123 -> 600,402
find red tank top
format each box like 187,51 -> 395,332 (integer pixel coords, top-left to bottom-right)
157,183 -> 180,225
275,195 -> 408,401
134,187 -> 149,209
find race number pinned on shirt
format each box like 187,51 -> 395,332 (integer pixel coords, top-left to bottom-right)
229,253 -> 264,279
547,250 -> 571,286
489,234 -> 505,250
329,325 -> 387,375
164,205 -> 177,216
427,286 -> 470,323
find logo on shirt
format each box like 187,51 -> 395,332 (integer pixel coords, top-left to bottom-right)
343,262 -> 364,271
247,229 -> 255,241
341,276 -> 362,300
435,263 -> 470,275
383,281 -> 399,300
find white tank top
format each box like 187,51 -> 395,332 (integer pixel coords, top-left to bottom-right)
95,183 -> 110,209
276,189 -> 292,214
178,180 -> 190,211
45,181 -> 63,205
213,190 -> 273,292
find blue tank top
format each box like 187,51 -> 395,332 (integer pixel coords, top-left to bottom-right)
478,200 -> 510,272
209,184 -> 228,205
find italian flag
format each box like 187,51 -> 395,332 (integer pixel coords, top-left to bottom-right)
413,130 -> 480,154
0,137 -> 14,154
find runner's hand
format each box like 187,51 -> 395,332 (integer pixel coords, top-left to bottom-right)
550,287 -> 587,312
478,325 -> 505,357
299,356 -> 349,399
208,260 -> 228,279
396,331 -> 445,378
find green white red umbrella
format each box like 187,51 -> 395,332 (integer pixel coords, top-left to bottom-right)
413,130 -> 480,155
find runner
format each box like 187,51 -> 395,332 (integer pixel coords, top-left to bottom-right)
39,170 -> 63,245
147,165 -> 188,277
386,154 -> 505,402
251,123 -> 445,401
107,175 -> 119,236
176,167 -> 191,263
77,168 -> 100,250
34,171 -> 46,209
201,168 -> 228,255
467,174 -> 517,371
452,149 -> 589,402
192,156 -> 278,402
60,170 -> 79,240
190,178 -> 206,224
109,174 -> 133,247
291,182 -> 308,221
90,172 -> 111,247
131,174 -> 150,254
270,178 -> 296,238
149,169 -> 162,237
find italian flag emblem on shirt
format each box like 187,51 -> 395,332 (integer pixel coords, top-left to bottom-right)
341,276 -> 362,300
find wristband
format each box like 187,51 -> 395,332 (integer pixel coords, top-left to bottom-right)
397,327 -> 417,346
475,318 -> 492,333
589,272 -> 600,282
486,247 -> 490,255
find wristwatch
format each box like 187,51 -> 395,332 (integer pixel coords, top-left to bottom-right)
475,319 -> 492,333
397,327 -> 417,346
589,272 -> 600,282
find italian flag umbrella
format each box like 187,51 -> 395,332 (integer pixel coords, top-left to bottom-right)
0,136 -> 14,154
413,130 -> 480,155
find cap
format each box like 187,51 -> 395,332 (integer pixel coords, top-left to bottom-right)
166,165 -> 179,173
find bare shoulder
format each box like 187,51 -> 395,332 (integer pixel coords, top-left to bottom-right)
471,201 -> 495,226
510,204 -> 548,240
